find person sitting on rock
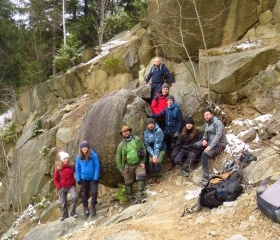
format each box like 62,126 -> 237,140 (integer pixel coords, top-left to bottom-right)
75,141 -> 100,216
151,83 -> 170,130
143,118 -> 167,185
54,151 -> 78,222
170,117 -> 203,177
146,95 -> 183,168
193,109 -> 227,186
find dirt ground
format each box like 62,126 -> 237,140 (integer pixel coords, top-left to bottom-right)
58,163 -> 280,240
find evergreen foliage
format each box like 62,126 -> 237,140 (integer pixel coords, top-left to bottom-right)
53,34 -> 84,71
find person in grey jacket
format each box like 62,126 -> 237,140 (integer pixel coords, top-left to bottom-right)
194,109 -> 227,186
143,118 -> 167,185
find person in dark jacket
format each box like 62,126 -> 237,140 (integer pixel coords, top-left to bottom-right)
75,141 -> 100,216
193,109 -> 227,186
151,83 -> 170,130
54,151 -> 78,221
116,126 -> 147,204
171,117 -> 203,177
143,57 -> 175,100
147,95 -> 183,165
143,118 -> 167,185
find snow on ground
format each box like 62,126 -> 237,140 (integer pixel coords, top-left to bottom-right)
0,109 -> 13,130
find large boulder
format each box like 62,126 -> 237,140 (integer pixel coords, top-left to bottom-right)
78,89 -> 150,187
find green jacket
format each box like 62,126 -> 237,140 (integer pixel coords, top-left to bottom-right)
116,135 -> 146,172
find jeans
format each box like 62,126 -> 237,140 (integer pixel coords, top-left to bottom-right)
59,186 -> 77,218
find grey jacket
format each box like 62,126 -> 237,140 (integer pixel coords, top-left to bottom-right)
202,116 -> 227,149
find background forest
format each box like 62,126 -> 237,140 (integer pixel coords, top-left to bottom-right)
0,0 -> 147,112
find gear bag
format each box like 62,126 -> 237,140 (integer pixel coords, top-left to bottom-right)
198,176 -> 243,209
256,173 -> 280,223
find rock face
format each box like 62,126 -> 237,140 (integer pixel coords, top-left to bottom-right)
147,0 -> 278,57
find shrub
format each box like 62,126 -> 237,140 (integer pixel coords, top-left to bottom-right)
115,183 -> 128,204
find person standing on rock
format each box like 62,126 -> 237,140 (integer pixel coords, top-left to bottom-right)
193,109 -> 227,186
54,151 -> 78,221
143,57 -> 175,101
116,125 -> 147,204
170,117 -> 203,177
151,83 -> 170,130
146,95 -> 183,169
143,118 -> 166,185
75,141 -> 100,216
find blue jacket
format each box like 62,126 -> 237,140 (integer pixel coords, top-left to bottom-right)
152,102 -> 183,133
144,123 -> 167,157
145,64 -> 174,86
75,149 -> 100,181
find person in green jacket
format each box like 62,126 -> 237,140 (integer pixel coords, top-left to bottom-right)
116,125 -> 147,204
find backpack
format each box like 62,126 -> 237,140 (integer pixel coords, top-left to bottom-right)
198,176 -> 243,209
256,173 -> 280,223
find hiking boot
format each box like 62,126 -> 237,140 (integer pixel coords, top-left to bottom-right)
155,178 -> 161,184
148,179 -> 156,186
167,163 -> 175,171
138,198 -> 147,204
180,169 -> 189,177
60,216 -> 68,222
91,205 -> 96,216
70,213 -> 78,218
84,207 -> 90,215
201,179 -> 209,187
130,198 -> 138,205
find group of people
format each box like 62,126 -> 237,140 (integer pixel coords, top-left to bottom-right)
53,141 -> 100,221
53,57 -> 228,220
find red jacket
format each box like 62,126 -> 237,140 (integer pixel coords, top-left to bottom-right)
151,91 -> 168,120
53,163 -> 76,189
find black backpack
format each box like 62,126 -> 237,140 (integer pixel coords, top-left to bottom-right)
198,176 -> 243,208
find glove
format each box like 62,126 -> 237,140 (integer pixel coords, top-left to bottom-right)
93,180 -> 98,184
76,181 -> 82,185
173,131 -> 180,138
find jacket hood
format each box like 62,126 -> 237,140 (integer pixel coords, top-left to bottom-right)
168,102 -> 179,109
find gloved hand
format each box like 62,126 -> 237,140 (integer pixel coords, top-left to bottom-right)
173,131 -> 180,138
93,180 -> 98,184
77,181 -> 82,185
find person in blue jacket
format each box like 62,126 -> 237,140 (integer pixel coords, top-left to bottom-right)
143,118 -> 166,185
146,95 -> 183,168
76,141 -> 100,216
143,57 -> 175,101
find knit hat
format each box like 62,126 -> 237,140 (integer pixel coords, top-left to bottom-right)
120,125 -> 132,134
162,83 -> 169,89
147,118 -> 155,125
59,151 -> 69,161
167,95 -> 174,101
80,141 -> 89,149
185,117 -> 194,125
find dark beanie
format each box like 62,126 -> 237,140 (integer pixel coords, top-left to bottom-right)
167,95 -> 174,101
80,141 -> 89,149
147,118 -> 155,125
185,117 -> 194,125
162,83 -> 169,89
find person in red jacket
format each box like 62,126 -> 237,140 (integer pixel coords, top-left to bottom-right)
151,83 -> 169,130
54,151 -> 78,221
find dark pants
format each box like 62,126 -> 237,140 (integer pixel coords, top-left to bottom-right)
156,119 -> 165,131
174,150 -> 198,172
193,141 -> 224,180
81,180 -> 98,207
164,129 -> 177,157
148,150 -> 165,178
59,186 -> 77,218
